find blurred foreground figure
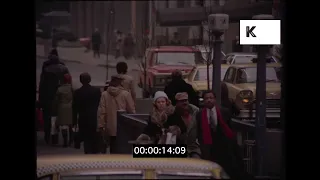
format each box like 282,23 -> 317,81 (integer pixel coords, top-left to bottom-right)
39,53 -> 69,144
73,73 -> 101,154
164,70 -> 198,106
98,75 -> 135,154
52,74 -> 73,147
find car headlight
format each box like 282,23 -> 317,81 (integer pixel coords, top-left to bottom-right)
237,90 -> 254,104
154,76 -> 167,85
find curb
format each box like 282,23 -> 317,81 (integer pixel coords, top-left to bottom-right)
37,55 -> 82,64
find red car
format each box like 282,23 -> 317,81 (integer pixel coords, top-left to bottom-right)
138,46 -> 205,98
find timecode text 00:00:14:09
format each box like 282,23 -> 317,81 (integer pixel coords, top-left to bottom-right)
132,144 -> 188,158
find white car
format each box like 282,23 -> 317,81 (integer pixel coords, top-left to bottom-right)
223,52 -> 278,64
193,45 -> 226,62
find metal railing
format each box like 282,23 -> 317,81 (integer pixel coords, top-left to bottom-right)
116,111 -> 282,178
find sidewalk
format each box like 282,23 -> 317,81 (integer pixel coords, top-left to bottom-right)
36,44 -> 141,70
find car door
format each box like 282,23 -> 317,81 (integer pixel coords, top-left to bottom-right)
223,67 -> 238,100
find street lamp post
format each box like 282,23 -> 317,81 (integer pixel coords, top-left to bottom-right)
207,14 -> 229,106
252,13 -> 274,177
105,2 -> 115,81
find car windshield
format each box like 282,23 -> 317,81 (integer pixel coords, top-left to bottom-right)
232,55 -> 256,64
236,67 -> 281,83
156,52 -> 204,65
194,67 -> 228,81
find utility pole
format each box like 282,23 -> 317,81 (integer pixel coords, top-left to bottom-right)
105,2 -> 115,81
208,14 -> 229,106
253,14 -> 274,177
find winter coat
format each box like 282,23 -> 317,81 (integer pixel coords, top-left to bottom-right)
141,104 -> 201,156
98,86 -> 136,136
118,74 -> 136,101
164,79 -> 199,107
52,84 -> 73,126
39,57 -> 69,108
72,84 -> 101,134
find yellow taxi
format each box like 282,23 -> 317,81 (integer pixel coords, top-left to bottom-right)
185,64 -> 230,98
37,154 -> 230,179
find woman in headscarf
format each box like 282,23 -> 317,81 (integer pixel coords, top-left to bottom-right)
136,91 -> 176,144
52,73 -> 73,147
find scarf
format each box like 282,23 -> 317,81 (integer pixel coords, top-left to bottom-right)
201,107 -> 234,145
150,105 -> 175,127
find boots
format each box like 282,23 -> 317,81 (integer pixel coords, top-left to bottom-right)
68,126 -> 73,146
51,134 -> 59,145
61,129 -> 68,148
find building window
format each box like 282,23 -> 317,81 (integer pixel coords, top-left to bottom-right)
177,0 -> 184,8
195,0 -> 204,6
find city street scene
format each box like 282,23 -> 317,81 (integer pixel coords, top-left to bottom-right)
36,0 -> 284,179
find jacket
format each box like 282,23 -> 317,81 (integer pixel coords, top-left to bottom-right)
52,84 -> 73,126
39,58 -> 69,107
118,74 -> 136,101
164,79 -> 199,106
142,104 -> 201,156
73,84 -> 101,131
98,86 -> 136,136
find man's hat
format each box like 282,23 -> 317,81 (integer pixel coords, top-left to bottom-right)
175,92 -> 188,101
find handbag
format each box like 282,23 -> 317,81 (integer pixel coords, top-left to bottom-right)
50,116 -> 58,135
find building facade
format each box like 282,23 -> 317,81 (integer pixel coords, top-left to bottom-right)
69,1 -> 149,56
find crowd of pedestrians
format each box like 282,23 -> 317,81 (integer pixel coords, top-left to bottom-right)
37,50 -> 250,178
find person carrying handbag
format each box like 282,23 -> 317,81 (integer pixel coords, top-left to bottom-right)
98,75 -> 135,154
52,73 -> 73,147
73,73 -> 101,154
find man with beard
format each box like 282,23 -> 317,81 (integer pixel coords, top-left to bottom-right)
73,73 -> 101,154
39,53 -> 69,145
196,90 -> 250,179
164,70 -> 198,107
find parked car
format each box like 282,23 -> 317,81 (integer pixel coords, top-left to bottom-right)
37,154 -> 229,179
193,45 -> 226,62
223,52 -> 278,64
185,64 -> 230,104
222,63 -> 281,118
138,46 -> 205,98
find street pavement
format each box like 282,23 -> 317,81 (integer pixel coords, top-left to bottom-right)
36,44 -> 141,70
37,53 -> 154,156
36,56 -> 143,98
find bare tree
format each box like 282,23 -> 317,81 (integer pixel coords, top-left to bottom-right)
136,21 -> 152,98
193,24 -> 213,90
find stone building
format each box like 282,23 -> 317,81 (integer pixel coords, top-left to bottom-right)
157,0 -> 275,52
69,1 -> 149,56
69,0 -> 277,54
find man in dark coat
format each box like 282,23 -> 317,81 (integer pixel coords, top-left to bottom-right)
122,33 -> 135,59
73,73 -> 101,154
92,28 -> 102,58
164,70 -> 198,107
196,90 -> 250,179
170,32 -> 182,45
38,54 -> 69,144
